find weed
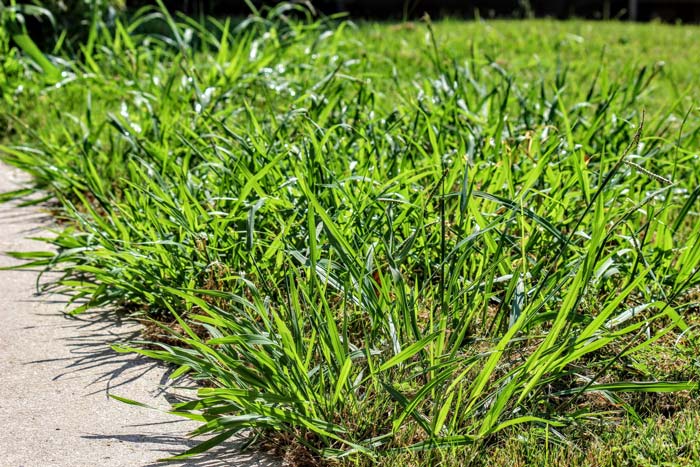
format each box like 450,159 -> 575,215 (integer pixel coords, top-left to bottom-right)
2,5 -> 700,465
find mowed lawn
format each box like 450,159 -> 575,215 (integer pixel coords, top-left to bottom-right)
2,7 -> 700,466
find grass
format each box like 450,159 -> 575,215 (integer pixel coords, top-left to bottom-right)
2,3 -> 700,465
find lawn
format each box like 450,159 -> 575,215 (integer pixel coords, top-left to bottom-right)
2,3 -> 700,466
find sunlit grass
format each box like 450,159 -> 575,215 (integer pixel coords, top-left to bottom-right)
2,4 -> 700,465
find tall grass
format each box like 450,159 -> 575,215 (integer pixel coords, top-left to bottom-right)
2,4 -> 700,465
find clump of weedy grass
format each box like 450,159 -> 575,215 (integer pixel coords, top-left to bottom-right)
2,4 -> 700,465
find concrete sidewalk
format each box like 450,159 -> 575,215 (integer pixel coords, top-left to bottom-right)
0,164 -> 277,467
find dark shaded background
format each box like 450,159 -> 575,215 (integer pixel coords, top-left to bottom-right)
13,0 -> 700,54
145,0 -> 700,22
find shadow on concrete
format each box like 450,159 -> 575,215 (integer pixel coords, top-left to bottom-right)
23,308 -> 283,465
24,310 -> 166,395
3,175 -> 284,466
82,432 -> 280,467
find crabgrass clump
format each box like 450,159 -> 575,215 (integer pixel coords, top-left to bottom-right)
2,3 -> 700,465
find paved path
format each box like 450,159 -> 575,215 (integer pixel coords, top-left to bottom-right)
0,164 -> 277,467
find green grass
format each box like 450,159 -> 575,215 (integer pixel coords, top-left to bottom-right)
2,4 -> 700,465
